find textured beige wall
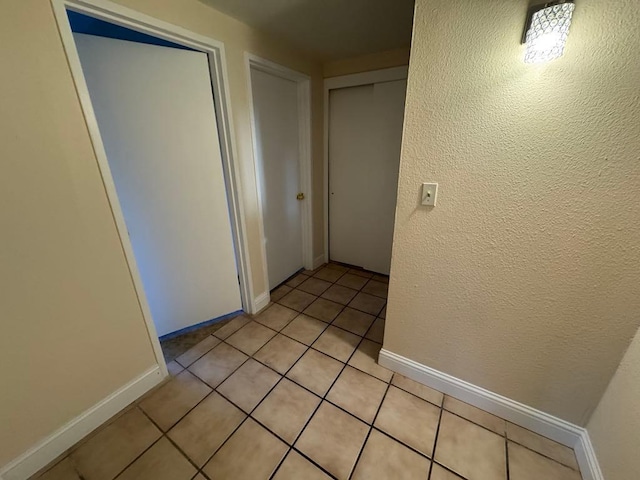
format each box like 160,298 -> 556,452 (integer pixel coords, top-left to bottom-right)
323,47 -> 411,78
587,329 -> 640,479
385,0 -> 640,425
0,0 -> 321,468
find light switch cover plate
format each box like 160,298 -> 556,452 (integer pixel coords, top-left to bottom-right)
421,183 -> 438,206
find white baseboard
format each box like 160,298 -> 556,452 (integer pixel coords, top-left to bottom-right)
253,291 -> 271,314
313,254 -> 326,270
1,366 -> 164,480
378,349 -> 603,480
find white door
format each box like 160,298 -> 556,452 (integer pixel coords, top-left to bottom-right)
250,67 -> 304,289
329,79 -> 407,274
74,33 -> 242,337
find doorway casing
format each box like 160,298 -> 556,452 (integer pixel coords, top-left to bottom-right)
245,53 -> 314,308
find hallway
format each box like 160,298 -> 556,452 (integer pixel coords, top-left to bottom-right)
34,264 -> 582,480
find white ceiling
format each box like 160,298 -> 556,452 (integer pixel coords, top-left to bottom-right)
199,0 -> 415,61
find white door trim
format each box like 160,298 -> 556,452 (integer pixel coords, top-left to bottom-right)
323,66 -> 409,263
51,0 -> 258,373
245,53 -> 314,291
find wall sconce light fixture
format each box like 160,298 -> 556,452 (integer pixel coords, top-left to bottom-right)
523,1 -> 575,64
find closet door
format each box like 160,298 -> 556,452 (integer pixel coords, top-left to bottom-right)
250,67 -> 304,289
329,79 -> 407,274
75,33 -> 242,336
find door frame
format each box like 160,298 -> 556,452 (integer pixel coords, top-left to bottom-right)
323,66 -> 409,263
245,53 -> 314,293
52,0 -> 257,374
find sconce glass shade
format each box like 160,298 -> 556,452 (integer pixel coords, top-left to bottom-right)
524,2 -> 575,64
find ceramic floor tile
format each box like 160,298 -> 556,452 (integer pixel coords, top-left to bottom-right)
326,366 -> 387,423
348,268 -> 374,278
116,437 -> 196,480
297,277 -> 333,296
271,285 -> 293,302
312,326 -> 360,362
286,348 -> 344,396
175,335 -> 221,368
348,339 -> 393,382
167,392 -> 245,467
444,396 -> 505,435
326,263 -> 350,272
374,386 -> 439,457
286,273 -> 309,288
253,334 -> 307,374
336,273 -> 369,290
188,342 -> 248,388
203,419 -> 288,480
313,267 -> 345,283
253,378 -> 321,444
279,289 -> 317,312
430,464 -> 465,480
349,292 -> 386,316
139,371 -> 211,431
332,308 -> 375,336
213,316 -> 251,340
508,442 -> 582,480
392,373 -> 443,406
304,264 -> 325,275
371,274 -> 389,284
379,305 -> 387,319
36,458 -> 82,480
254,304 -> 298,331
160,321 -> 229,363
295,402 -> 369,480
272,450 -> 331,480
225,321 -> 276,356
321,284 -> 358,305
352,429 -> 430,480
362,280 -> 388,298
506,422 -> 579,470
365,318 -> 385,343
435,411 -> 506,480
166,360 -> 184,376
281,314 -> 327,345
303,298 -> 344,323
217,359 -> 281,412
71,408 -> 161,480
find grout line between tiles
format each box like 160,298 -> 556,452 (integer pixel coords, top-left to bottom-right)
105,427 -> 165,480
505,436 -> 511,480
347,378 -> 393,480
426,402 -> 445,480
192,308 -> 343,476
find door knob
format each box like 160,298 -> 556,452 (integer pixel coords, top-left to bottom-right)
296,192 -> 305,200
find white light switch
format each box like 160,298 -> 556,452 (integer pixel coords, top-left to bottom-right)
421,183 -> 438,206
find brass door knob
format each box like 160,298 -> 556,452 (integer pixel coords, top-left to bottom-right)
296,192 -> 305,200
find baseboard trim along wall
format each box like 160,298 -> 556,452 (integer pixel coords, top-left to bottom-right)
378,349 -> 604,480
253,291 -> 271,313
0,366 -> 164,480
313,254 -> 326,270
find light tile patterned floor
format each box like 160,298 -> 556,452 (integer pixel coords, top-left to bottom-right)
34,263 -> 583,480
